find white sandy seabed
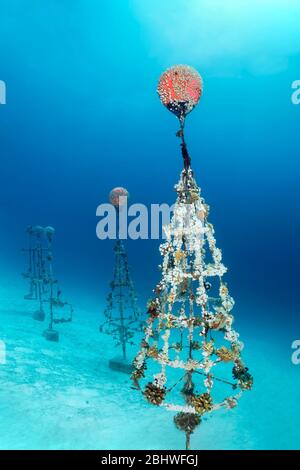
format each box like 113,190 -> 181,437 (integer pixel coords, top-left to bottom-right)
0,274 -> 300,450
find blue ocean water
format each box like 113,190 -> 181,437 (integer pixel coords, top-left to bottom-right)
0,0 -> 300,449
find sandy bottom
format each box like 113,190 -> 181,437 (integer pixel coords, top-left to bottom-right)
0,278 -> 299,450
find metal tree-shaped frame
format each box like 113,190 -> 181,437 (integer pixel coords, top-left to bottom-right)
131,65 -> 253,450
22,225 -> 73,341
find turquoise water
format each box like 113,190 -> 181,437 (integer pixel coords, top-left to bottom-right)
0,1 -> 300,450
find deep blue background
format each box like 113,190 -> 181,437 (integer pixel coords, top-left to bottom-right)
0,0 -> 299,329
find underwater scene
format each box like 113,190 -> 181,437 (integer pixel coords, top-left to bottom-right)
0,0 -> 300,451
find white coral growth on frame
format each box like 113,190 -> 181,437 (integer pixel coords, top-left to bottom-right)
132,167 -> 252,434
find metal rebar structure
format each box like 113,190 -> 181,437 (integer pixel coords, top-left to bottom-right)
100,188 -> 142,372
131,65 -> 253,450
22,225 -> 73,341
